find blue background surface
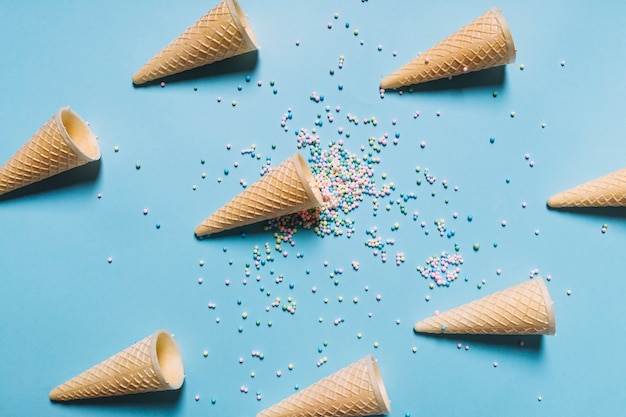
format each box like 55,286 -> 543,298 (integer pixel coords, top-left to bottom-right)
1,1 -> 625,416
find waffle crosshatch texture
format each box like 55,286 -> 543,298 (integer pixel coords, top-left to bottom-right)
132,0 -> 259,84
0,107 -> 100,196
380,8 -> 515,89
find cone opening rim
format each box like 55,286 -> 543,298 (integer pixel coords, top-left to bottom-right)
153,330 -> 185,389
55,106 -> 101,162
225,0 -> 260,52
490,7 -> 516,64
533,277 -> 556,335
365,354 -> 392,414
290,151 -> 324,207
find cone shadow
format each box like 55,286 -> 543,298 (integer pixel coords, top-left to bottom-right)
50,385 -> 183,410
194,210 -> 321,240
415,332 -> 544,351
132,50 -> 259,88
546,204 -> 626,220
385,65 -> 507,94
194,219 -> 269,240
0,159 -> 102,202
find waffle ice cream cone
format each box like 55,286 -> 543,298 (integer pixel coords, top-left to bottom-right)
547,167 -> 626,208
380,8 -> 516,89
132,0 -> 259,85
257,355 -> 391,417
414,278 -> 556,335
195,151 -> 323,237
0,107 -> 100,197
49,329 -> 184,401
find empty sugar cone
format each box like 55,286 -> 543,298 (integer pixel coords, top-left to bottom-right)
195,151 -> 323,237
380,8 -> 516,89
547,167 -> 626,208
414,277 -> 556,335
257,354 -> 391,417
0,107 -> 100,197
49,329 -> 184,401
132,0 -> 259,85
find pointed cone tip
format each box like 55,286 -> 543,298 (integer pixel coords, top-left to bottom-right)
49,387 -> 62,401
194,224 -> 212,238
546,194 -> 565,208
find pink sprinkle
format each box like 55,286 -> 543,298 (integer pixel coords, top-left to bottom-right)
225,279 -> 230,286
420,141 -> 426,148
160,81 -> 165,87
107,257 -> 113,264
295,40 -> 300,46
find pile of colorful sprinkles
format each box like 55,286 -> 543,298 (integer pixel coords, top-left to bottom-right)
265,127 -> 384,250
